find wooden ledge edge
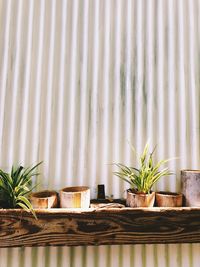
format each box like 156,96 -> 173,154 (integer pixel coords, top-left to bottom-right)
0,206 -> 200,215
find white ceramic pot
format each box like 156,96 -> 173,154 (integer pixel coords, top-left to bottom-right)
60,186 -> 90,208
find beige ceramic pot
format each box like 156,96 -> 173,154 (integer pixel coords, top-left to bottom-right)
60,186 -> 90,208
126,190 -> 155,207
155,191 -> 183,207
30,190 -> 58,209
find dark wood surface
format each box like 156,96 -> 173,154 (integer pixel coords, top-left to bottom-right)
0,207 -> 200,247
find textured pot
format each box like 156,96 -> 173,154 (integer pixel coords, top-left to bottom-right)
60,186 -> 90,208
181,170 -> 200,206
30,190 -> 58,209
155,191 -> 183,207
126,190 -> 155,207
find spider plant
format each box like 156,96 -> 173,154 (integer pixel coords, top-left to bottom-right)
0,162 -> 42,218
113,143 -> 173,194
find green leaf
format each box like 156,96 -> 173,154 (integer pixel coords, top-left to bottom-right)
112,142 -> 176,193
17,202 -> 37,220
0,162 -> 42,218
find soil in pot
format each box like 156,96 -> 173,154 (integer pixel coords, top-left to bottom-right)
30,190 -> 58,209
155,191 -> 183,207
126,189 -> 155,207
60,186 -> 90,208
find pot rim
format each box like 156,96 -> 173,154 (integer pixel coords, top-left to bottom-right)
60,186 -> 90,193
156,191 -> 183,197
127,189 -> 154,196
30,190 -> 57,199
181,169 -> 200,173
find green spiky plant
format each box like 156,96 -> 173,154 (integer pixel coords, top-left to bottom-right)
0,162 -> 42,218
113,143 -> 173,194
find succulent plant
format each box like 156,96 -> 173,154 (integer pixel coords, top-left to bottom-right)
0,162 -> 42,218
113,143 -> 173,194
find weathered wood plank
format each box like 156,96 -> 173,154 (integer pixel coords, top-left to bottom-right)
0,207 -> 200,247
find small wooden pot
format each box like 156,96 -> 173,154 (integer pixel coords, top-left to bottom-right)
60,186 -> 90,208
30,190 -> 58,209
181,170 -> 200,206
126,190 -> 155,207
155,191 -> 183,207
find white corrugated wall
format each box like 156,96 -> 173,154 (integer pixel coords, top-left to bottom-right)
0,0 -> 200,266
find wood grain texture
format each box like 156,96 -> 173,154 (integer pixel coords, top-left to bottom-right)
0,207 -> 200,247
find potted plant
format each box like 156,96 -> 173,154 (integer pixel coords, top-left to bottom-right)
0,162 -> 42,218
113,143 -> 173,207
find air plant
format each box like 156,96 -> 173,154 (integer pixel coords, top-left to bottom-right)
113,143 -> 173,194
0,162 -> 42,218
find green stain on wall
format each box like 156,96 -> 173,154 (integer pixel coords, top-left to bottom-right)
57,247 -> 62,267
31,247 -> 38,267
45,247 -> 50,267
130,245 -> 135,265
120,66 -> 126,106
142,245 -> 146,267
70,247 -> 75,267
7,249 -> 12,267
153,245 -> 158,267
189,244 -> 193,267
165,244 -> 169,267
82,247 -> 87,267
19,248 -> 25,267
177,244 -> 182,267
118,245 -> 123,267
106,246 -> 111,267
94,246 -> 99,267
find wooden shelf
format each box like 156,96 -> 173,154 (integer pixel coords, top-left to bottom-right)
0,207 -> 200,247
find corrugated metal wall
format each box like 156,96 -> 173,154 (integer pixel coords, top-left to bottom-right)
0,0 -> 200,266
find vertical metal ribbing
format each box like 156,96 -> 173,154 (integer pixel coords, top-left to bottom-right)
18,0 -> 34,164
112,0 -> 122,197
123,0 -> 133,195
86,0 -> 100,196
77,0 -> 89,186
7,0 -> 23,166
156,0 -> 165,191
135,0 -> 144,154
188,0 -> 199,169
145,0 -> 155,146
0,1 -> 200,267
166,0 -> 176,192
177,0 -> 187,172
0,0 -> 11,166
65,0 -> 79,185
99,0 -> 111,195
28,0 -> 45,164
39,0 -> 57,189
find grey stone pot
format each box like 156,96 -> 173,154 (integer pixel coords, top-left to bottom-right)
181,170 -> 200,206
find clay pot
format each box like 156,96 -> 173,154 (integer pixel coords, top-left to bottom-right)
60,186 -> 90,208
126,190 -> 155,207
181,170 -> 200,206
155,191 -> 183,207
30,190 -> 58,209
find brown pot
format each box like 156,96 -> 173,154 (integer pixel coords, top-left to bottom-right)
126,190 -> 155,207
60,186 -> 90,208
181,170 -> 200,206
30,190 -> 58,209
155,191 -> 183,207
